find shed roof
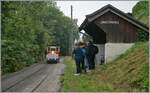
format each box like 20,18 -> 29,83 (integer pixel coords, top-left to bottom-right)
79,4 -> 149,32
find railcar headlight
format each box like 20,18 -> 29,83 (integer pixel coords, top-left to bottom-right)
52,51 -> 55,54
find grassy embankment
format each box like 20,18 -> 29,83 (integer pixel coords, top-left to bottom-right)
60,42 -> 149,92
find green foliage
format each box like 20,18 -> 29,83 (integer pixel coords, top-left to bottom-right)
1,1 -> 79,74
132,1 -> 149,25
132,1 -> 149,41
137,29 -> 149,41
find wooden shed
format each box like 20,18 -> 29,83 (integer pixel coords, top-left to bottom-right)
79,4 -> 149,63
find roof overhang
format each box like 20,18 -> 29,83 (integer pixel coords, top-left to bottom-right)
79,4 -> 149,32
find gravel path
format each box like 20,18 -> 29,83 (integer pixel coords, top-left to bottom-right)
1,58 -> 65,92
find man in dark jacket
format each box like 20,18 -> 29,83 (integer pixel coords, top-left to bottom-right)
72,42 -> 85,75
86,41 -> 98,70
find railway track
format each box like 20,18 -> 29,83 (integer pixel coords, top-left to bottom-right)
1,59 -> 65,92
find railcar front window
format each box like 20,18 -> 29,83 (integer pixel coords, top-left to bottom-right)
51,48 -> 56,51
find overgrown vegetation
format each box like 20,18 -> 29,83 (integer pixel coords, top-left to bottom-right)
132,1 -> 149,41
132,1 -> 149,26
1,1 -> 79,74
61,42 -> 149,92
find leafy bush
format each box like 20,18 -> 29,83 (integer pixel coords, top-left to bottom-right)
132,1 -> 149,41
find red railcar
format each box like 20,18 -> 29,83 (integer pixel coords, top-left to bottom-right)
46,46 -> 60,63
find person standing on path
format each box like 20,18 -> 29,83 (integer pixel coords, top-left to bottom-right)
80,42 -> 87,73
72,42 -> 85,75
84,42 -> 90,72
86,41 -> 98,70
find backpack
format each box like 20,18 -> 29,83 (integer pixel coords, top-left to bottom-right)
93,45 -> 98,54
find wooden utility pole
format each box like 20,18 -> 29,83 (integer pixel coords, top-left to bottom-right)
69,5 -> 73,55
71,5 -> 73,20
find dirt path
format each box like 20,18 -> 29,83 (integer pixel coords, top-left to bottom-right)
1,58 -> 65,92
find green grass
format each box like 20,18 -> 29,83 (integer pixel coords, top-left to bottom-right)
60,57 -> 113,92
61,42 -> 149,92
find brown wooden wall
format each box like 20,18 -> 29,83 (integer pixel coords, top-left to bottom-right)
94,11 -> 138,43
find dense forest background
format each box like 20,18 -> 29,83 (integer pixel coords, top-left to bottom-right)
1,1 -> 79,74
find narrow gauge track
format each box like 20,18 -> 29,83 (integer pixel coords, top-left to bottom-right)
2,63 -> 46,92
5,65 -> 52,92
2,60 -> 65,92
